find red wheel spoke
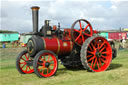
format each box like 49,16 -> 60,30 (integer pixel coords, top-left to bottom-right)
27,55 -> 30,59
25,66 -> 28,71
79,20 -> 82,30
93,58 -> 97,68
20,62 -> 26,64
43,56 -> 46,61
94,38 -> 99,47
47,68 -> 49,74
91,59 -> 94,67
48,55 -> 50,62
49,59 -> 54,62
42,56 -> 46,62
39,67 -> 42,71
87,51 -> 95,55
37,62 -> 41,65
41,59 -> 45,62
98,58 -> 102,67
97,43 -> 100,49
21,58 -> 26,61
87,55 -> 92,58
74,29 -> 80,33
50,64 -> 54,66
102,51 -> 109,54
87,56 -> 95,62
90,42 -> 95,50
25,54 -> 28,60
48,67 -> 52,71
21,64 -> 26,68
41,68 -> 45,74
88,44 -> 93,51
39,66 -> 45,71
84,33 -> 91,37
97,61 -> 100,70
101,55 -> 107,59
99,46 -> 106,52
100,58 -> 106,63
82,35 -> 85,43
83,24 -> 89,31
75,34 -> 81,42
38,62 -> 42,66
99,42 -> 105,49
28,66 -> 31,70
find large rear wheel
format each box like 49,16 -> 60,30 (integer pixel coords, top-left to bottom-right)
80,36 -> 112,72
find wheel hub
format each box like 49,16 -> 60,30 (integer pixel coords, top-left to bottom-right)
27,41 -> 34,53
45,62 -> 50,68
96,50 -> 102,58
26,60 -> 33,66
82,31 -> 85,34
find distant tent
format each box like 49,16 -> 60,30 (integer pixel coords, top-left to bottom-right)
0,30 -> 19,42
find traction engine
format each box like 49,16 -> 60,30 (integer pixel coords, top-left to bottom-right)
16,6 -> 114,78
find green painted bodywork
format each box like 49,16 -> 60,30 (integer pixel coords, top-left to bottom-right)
0,33 -> 19,42
99,32 -> 108,40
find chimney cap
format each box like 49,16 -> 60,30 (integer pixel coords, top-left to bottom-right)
31,6 -> 40,10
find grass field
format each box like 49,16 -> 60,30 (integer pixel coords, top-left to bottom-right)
0,47 -> 128,85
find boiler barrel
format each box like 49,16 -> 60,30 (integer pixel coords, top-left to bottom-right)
27,36 -> 73,57
43,37 -> 73,55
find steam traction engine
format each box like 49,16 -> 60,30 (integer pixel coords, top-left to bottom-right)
16,6 -> 113,78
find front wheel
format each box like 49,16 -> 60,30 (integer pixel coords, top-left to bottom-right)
16,50 -> 34,74
33,50 -> 58,78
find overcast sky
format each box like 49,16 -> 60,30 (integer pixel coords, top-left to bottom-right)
0,0 -> 128,33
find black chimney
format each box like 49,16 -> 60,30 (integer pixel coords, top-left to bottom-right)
31,6 -> 40,33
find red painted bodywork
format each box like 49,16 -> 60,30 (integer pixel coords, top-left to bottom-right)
41,29 -> 73,55
93,30 -> 99,34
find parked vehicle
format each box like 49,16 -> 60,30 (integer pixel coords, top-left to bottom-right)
16,6 -> 115,78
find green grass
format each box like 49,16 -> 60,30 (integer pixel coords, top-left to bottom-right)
0,42 -> 23,48
0,48 -> 128,85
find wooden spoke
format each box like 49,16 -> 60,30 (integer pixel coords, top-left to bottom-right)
75,34 -> 81,42
82,35 -> 85,43
88,56 -> 95,62
84,33 -> 91,37
99,42 -> 105,49
74,29 -> 80,33
87,51 -> 95,55
93,58 -> 97,69
79,20 -> 82,30
83,24 -> 89,31
21,58 -> 26,61
20,62 -> 26,64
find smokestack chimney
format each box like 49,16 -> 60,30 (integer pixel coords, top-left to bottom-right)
31,6 -> 40,33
